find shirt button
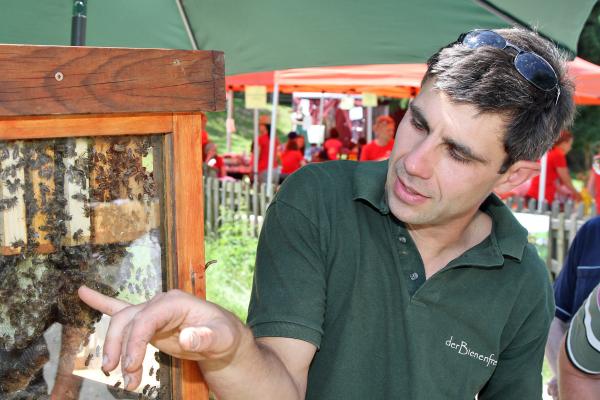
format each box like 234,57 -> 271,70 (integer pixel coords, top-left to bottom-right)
398,236 -> 407,243
410,272 -> 419,281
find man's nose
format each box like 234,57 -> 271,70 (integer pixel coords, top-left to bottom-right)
403,140 -> 435,179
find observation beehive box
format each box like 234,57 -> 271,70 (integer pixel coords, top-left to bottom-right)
0,44 -> 223,400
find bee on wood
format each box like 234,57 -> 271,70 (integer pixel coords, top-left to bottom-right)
72,229 -> 84,242
38,182 -> 51,206
38,166 -> 54,180
84,353 -> 93,367
71,193 -> 88,202
149,366 -> 154,376
113,381 -> 121,388
143,384 -> 150,395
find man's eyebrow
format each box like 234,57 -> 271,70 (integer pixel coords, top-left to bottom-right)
409,104 -> 430,132
442,137 -> 488,164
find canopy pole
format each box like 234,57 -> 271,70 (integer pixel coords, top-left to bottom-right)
318,92 -> 325,124
175,0 -> 199,49
267,83 -> 280,198
367,106 -> 373,142
538,152 -> 548,212
252,108 -> 259,225
71,0 -> 87,46
226,90 -> 233,153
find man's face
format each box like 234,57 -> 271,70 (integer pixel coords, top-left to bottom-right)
386,81 -> 509,228
375,121 -> 395,142
259,124 -> 268,135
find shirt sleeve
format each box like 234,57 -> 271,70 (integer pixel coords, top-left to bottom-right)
565,284 -> 600,374
478,258 -> 554,399
246,176 -> 328,348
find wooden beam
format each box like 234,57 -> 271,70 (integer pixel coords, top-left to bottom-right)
0,114 -> 173,140
171,113 -> 208,400
0,45 -> 225,116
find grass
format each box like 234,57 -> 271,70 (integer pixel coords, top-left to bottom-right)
204,214 -> 258,322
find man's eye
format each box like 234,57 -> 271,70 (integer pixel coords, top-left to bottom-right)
410,118 -> 425,131
448,148 -> 470,164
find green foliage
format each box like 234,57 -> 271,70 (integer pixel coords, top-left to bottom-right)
568,2 -> 600,173
205,96 -> 292,154
204,215 -> 258,322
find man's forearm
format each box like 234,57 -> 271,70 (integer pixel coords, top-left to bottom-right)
546,317 -> 568,376
199,322 -> 304,400
558,336 -> 600,399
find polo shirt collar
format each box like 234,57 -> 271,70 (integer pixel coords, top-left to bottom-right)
352,160 -> 390,214
352,161 -> 529,264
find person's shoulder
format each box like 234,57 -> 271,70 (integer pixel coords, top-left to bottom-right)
276,161 -> 357,198
579,216 -> 600,233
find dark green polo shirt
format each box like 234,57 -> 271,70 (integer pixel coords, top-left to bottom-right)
247,160 -> 554,400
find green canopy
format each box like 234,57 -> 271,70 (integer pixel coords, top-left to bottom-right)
0,0 -> 596,75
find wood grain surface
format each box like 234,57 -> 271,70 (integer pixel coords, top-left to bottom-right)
0,45 -> 224,116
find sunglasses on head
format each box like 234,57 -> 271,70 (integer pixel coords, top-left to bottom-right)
457,29 -> 560,103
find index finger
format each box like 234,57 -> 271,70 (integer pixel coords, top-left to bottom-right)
78,285 -> 130,316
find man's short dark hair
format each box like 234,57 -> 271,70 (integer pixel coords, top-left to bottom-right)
423,27 -> 575,173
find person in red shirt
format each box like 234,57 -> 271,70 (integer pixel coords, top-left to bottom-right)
253,121 -> 280,184
526,130 -> 581,205
359,115 -> 395,161
587,149 -> 600,213
323,128 -> 343,160
204,142 -> 226,178
279,139 -> 306,183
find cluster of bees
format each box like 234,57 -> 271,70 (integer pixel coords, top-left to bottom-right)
0,136 -> 167,399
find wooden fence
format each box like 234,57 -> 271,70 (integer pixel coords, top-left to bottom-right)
505,196 -> 597,277
203,176 -> 276,237
203,179 -> 596,277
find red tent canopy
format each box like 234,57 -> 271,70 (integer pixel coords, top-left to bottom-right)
226,59 -> 600,105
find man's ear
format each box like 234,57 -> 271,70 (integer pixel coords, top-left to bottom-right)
493,160 -> 540,194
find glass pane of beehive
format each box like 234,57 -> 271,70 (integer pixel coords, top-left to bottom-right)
0,135 -> 170,399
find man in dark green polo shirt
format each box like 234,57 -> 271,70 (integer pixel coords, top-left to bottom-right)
79,27 -> 574,399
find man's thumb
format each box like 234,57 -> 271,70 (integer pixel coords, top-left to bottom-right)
179,326 -> 214,352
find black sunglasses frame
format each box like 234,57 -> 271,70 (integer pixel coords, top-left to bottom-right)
458,29 -> 560,103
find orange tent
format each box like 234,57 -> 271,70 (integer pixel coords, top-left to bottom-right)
226,59 -> 600,105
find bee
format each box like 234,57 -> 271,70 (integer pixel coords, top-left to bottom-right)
38,166 -> 54,180
102,368 -> 110,377
10,239 -> 25,249
71,193 -> 88,202
38,182 -> 51,206
143,384 -> 150,395
149,366 -> 154,376
112,144 -> 126,153
84,353 -> 93,367
0,196 -> 18,211
5,178 -> 21,194
72,229 -> 84,242
0,146 -> 9,161
113,381 -> 121,388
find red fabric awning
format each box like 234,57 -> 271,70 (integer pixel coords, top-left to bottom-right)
226,59 -> 600,105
